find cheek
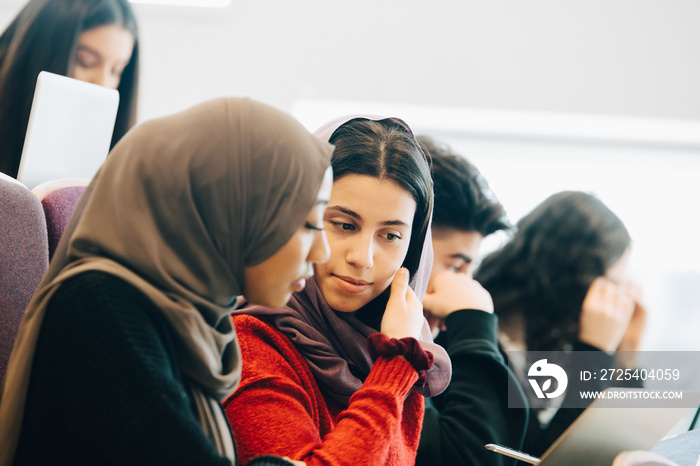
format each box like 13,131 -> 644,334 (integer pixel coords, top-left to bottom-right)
426,262 -> 446,293
283,236 -> 309,274
431,260 -> 447,278
324,234 -> 347,265
295,234 -> 314,266
106,76 -> 121,90
69,66 -> 86,81
375,245 -> 408,286
464,262 -> 475,276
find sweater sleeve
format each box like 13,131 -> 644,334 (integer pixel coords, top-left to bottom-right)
416,310 -> 529,466
15,271 -> 232,466
224,315 -> 422,466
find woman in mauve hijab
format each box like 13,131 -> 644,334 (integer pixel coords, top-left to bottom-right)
223,116 -> 452,466
0,97 -> 333,466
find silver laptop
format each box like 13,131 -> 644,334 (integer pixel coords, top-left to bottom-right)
487,389 -> 695,466
17,71 -> 119,188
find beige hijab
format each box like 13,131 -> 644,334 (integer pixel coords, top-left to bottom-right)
0,97 -> 333,464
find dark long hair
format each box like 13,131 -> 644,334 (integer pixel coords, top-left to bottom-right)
0,0 -> 139,178
328,118 -> 433,277
475,191 -> 631,351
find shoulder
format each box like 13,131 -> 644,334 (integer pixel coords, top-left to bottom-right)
232,314 -> 309,376
440,309 -> 500,353
233,314 -> 297,352
51,270 -> 158,314
225,314 -> 324,412
44,270 -> 178,363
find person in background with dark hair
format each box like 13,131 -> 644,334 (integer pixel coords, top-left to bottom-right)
415,135 -> 528,466
475,190 -> 646,457
223,116 -> 452,465
0,0 -> 139,178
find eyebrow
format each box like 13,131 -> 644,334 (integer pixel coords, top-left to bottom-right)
451,253 -> 473,263
76,44 -> 100,58
326,205 -> 410,228
76,44 -> 131,68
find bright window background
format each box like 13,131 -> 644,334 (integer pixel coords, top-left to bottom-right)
294,99 -> 700,352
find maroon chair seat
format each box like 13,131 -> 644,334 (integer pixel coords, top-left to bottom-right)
32,179 -> 89,260
0,173 -> 49,385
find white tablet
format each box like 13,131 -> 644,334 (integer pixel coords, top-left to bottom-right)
17,71 -> 119,188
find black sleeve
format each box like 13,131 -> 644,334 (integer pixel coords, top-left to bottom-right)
416,310 -> 529,466
16,271 -> 232,466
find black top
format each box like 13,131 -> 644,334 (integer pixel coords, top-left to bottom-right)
13,271 -> 232,466
416,310 -> 529,466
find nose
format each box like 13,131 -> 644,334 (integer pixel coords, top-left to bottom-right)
346,233 -> 373,269
308,229 -> 330,264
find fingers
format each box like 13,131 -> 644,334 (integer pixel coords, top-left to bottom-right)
580,276 -> 641,351
593,276 -> 635,318
423,270 -> 494,317
388,267 -> 409,306
381,268 -> 423,340
405,285 -> 421,310
611,279 -> 636,321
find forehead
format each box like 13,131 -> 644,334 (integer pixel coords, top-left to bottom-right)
432,228 -> 483,256
77,24 -> 134,58
329,174 -> 416,223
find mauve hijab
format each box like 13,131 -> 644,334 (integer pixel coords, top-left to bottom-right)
234,115 -> 452,406
0,97 -> 333,464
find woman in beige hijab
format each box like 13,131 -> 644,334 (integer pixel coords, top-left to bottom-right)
0,97 -> 333,466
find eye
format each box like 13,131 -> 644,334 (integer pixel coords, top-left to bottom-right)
329,221 -> 355,231
304,222 -> 324,231
76,51 -> 98,68
382,232 -> 402,242
450,260 -> 472,274
77,57 -> 94,68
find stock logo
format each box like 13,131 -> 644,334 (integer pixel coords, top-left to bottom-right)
528,359 -> 568,399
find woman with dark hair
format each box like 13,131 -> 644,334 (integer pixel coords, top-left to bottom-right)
223,116 -> 452,465
0,0 -> 139,178
475,190 -> 647,456
0,98 -> 333,466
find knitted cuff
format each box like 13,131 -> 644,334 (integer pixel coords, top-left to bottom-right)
367,333 -> 434,386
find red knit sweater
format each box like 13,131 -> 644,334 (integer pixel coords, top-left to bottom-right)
223,315 -> 425,466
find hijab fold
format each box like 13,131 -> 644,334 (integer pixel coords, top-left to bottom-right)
234,115 -> 451,405
0,97 -> 333,464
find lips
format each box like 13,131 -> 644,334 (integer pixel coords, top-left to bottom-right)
332,274 -> 371,293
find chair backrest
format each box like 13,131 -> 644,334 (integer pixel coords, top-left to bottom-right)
0,173 -> 49,385
32,178 -> 89,260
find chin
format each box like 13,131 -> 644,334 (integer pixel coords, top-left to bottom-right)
326,295 -> 366,314
249,292 -> 290,309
